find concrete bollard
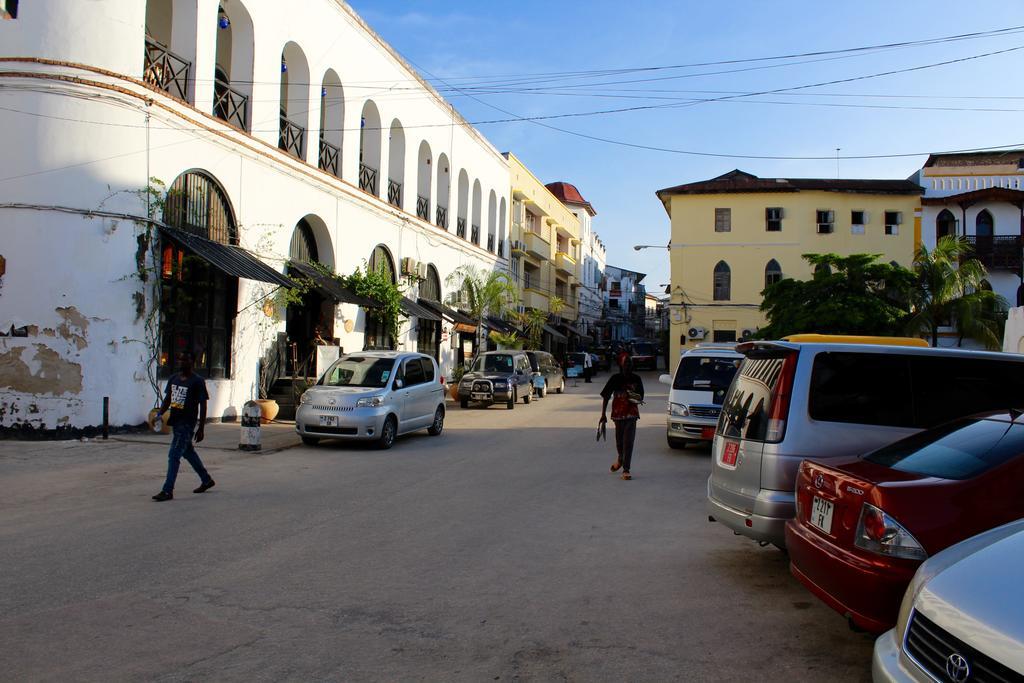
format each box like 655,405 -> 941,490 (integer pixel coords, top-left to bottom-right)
239,400 -> 261,451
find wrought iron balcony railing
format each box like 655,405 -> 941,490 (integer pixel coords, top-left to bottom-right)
359,163 -> 378,194
497,239 -> 505,258
317,138 -> 340,177
487,234 -> 495,252
143,38 -> 191,101
456,217 -> 467,239
416,195 -> 429,221
213,79 -> 248,130
387,179 -> 402,208
964,235 -> 1022,270
278,116 -> 305,158
435,205 -> 448,230
471,224 -> 480,244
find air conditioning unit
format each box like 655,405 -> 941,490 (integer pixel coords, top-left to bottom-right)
416,262 -> 428,279
741,328 -> 757,339
446,290 -> 470,308
687,326 -> 707,340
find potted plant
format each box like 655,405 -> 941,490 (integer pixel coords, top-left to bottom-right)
256,353 -> 281,424
449,363 -> 466,399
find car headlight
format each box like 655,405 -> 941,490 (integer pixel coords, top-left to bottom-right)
669,403 -> 689,417
355,396 -> 384,408
299,392 -> 311,404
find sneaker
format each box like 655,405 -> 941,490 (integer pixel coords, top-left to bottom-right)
152,491 -> 173,502
621,472 -> 632,480
193,480 -> 216,494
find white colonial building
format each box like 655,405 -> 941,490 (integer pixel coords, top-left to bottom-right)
0,0 -> 512,432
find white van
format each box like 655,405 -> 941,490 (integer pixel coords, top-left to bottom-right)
659,343 -> 743,449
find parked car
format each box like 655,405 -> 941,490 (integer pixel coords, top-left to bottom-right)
659,343 -> 742,449
786,410 -> 1024,633
707,335 -> 1024,549
458,351 -> 534,409
296,351 -> 445,449
872,518 -> 1024,681
525,350 -> 564,397
631,341 -> 657,370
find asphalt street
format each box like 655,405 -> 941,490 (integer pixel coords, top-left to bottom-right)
0,371 -> 874,682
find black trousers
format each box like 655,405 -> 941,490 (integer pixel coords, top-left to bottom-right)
613,418 -> 637,472
584,366 -> 592,382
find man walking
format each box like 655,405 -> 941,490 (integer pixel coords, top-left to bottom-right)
599,352 -> 644,480
583,350 -> 593,383
152,351 -> 215,501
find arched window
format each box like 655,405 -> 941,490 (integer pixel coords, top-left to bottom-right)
471,180 -> 482,245
814,262 -> 832,277
387,119 -> 405,209
456,170 -> 469,239
421,264 -> 441,301
936,209 -> 956,240
368,244 -> 396,284
764,259 -> 782,289
713,261 -> 730,301
318,69 -> 343,177
279,42 -> 310,159
416,141 -> 432,221
417,264 -> 442,359
144,0 -> 197,102
435,154 -> 450,229
359,101 -> 381,195
160,171 -> 238,378
289,218 -> 318,264
486,190 -> 497,253
976,209 -> 994,237
365,245 -> 396,350
212,0 -> 253,131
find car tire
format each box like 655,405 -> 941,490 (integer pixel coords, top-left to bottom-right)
538,381 -> 547,398
556,378 -> 564,394
523,390 -> 531,405
667,436 -> 688,450
507,389 -> 515,410
427,406 -> 444,436
377,415 -> 397,450
460,398 -> 469,409
301,436 -> 320,447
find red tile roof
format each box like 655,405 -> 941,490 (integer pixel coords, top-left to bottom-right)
545,181 -> 596,216
924,150 -> 1024,168
656,169 -> 923,199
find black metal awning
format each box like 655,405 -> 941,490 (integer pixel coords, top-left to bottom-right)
287,260 -> 381,307
557,323 -> 593,344
400,296 -> 441,321
543,324 -> 567,342
417,298 -> 475,325
159,226 -> 294,287
486,316 -> 519,335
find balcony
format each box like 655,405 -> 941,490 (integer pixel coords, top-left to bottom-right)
487,234 -> 495,252
555,251 -> 576,276
318,138 -> 340,177
471,224 -> 480,244
522,289 -> 549,311
964,235 -> 1022,270
456,217 -> 467,239
435,205 -> 448,230
359,163 -> 378,194
213,79 -> 247,130
497,239 -> 505,258
278,116 -> 305,158
143,38 -> 191,101
387,179 -> 402,208
523,231 -> 550,260
416,195 -> 429,221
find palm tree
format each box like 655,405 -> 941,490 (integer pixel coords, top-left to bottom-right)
445,265 -> 517,354
906,235 -> 1007,348
514,296 -> 564,350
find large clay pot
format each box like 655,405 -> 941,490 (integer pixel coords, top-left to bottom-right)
255,399 -> 279,424
147,408 -> 171,434
448,383 -> 459,400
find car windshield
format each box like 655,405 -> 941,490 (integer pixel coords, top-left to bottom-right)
472,354 -> 515,373
633,343 -> 654,355
864,417 -> 1024,480
675,356 -> 741,392
321,357 -> 395,388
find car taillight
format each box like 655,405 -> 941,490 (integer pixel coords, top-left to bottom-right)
765,352 -> 797,442
854,503 -> 927,561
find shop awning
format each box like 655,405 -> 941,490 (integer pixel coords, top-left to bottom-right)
400,296 -> 441,321
417,298 -> 476,326
542,324 -> 567,342
453,322 -> 477,334
486,316 -> 519,335
557,323 -> 593,344
287,260 -> 381,307
160,226 -> 294,288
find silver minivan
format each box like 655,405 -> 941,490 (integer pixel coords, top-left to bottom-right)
707,338 -> 1024,548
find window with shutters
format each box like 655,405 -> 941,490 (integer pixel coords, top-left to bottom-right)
714,208 -> 731,232
816,209 -> 834,234
765,207 -> 783,232
885,211 -> 902,236
713,261 -> 731,301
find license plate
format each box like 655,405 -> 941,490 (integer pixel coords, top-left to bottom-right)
721,441 -> 739,467
701,426 -> 716,440
318,415 -> 338,427
810,496 -> 834,534
472,392 -> 490,400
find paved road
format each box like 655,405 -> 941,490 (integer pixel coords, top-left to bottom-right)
0,372 -> 874,682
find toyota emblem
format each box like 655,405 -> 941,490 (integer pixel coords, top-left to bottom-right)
328,398 -> 336,406
945,653 -> 970,683
814,474 -> 824,489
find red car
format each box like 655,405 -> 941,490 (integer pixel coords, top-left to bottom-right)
785,410 -> 1024,633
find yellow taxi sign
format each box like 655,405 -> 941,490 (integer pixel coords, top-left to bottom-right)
781,334 -> 929,347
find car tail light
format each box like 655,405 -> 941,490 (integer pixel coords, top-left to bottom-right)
854,503 -> 927,560
440,375 -> 445,384
765,352 -> 797,442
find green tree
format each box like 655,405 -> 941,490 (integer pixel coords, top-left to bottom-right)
905,236 -> 1007,349
514,296 -> 564,350
445,265 -> 517,353
758,253 -> 914,339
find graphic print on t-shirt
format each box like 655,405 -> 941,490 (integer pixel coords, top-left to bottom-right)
170,384 -> 189,410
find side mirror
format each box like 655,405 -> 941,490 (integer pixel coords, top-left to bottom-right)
659,374 -> 672,385
394,378 -> 404,389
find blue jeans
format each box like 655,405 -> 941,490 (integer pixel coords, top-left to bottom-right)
162,422 -> 211,494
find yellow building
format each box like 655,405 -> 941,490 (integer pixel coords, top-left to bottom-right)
656,170 -> 923,361
504,153 -> 581,329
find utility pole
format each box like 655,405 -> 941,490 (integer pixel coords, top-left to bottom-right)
836,148 -> 841,179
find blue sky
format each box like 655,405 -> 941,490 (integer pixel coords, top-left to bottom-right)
349,1 -> 1024,289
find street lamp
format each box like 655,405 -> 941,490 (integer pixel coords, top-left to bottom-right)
633,244 -> 668,251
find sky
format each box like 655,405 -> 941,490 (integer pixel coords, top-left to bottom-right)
348,0 -> 1024,290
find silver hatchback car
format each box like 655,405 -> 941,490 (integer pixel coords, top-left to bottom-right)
295,351 -> 445,449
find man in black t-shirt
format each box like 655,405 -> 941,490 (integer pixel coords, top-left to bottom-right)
152,351 -> 215,502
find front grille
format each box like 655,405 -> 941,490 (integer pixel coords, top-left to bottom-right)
310,404 -> 354,413
472,380 -> 492,393
690,405 -> 721,419
307,424 -> 358,436
905,610 -> 1022,683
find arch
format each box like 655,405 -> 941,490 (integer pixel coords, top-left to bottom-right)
212,0 -> 253,130
487,190 -> 497,253
359,100 -> 382,196
289,219 -> 318,264
764,259 -> 782,289
387,119 -> 406,209
435,153 -> 451,229
936,209 -> 957,241
369,244 -> 396,284
317,68 -> 343,177
422,264 -> 441,301
975,209 -> 994,237
279,41 -> 310,159
713,261 -> 730,301
416,140 -> 432,221
814,262 -> 832,277
471,179 -> 482,245
418,264 -> 443,359
498,196 -> 507,257
163,169 -> 238,244
456,169 -> 469,239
